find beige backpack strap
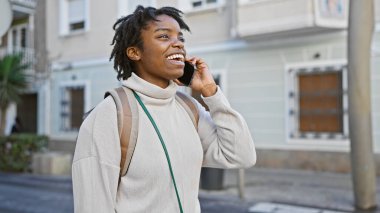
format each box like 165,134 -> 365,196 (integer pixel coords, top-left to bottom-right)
120,87 -> 139,176
104,90 -> 123,135
175,91 -> 199,129
104,87 -> 139,184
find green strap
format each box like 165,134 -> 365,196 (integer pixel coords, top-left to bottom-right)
132,90 -> 184,213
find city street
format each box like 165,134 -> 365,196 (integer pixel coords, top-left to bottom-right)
0,168 -> 379,213
1,0 -> 380,212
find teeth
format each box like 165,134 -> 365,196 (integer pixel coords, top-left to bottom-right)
167,54 -> 184,60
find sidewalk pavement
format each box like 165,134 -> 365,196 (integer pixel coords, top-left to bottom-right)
0,167 -> 379,213
200,167 -> 380,213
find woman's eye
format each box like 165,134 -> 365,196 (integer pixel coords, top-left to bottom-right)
158,34 -> 169,39
179,37 -> 185,42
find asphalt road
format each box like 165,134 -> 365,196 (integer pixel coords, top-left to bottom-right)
0,172 -> 251,213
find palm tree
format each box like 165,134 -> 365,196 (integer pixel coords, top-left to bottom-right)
0,53 -> 29,136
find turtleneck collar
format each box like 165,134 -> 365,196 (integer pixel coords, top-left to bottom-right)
122,73 -> 178,103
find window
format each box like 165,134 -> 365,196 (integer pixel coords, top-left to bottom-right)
192,0 -> 218,8
59,0 -> 88,35
286,62 -> 348,141
8,24 -> 29,51
68,0 -> 86,31
318,0 -> 346,19
178,0 -> 224,13
60,86 -> 85,131
20,28 -> 27,48
298,72 -> 343,133
12,30 -> 17,47
7,24 -> 33,65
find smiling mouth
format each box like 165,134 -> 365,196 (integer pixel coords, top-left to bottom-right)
166,54 -> 185,62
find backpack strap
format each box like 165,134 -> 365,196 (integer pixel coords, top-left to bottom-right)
104,87 -> 139,183
175,91 -> 199,130
120,87 -> 139,176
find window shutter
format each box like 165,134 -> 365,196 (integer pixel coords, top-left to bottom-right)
68,0 -> 85,24
298,72 -> 343,133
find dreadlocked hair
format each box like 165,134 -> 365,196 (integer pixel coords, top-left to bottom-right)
109,5 -> 190,80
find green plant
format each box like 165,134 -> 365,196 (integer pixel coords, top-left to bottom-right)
0,134 -> 48,172
0,53 -> 29,135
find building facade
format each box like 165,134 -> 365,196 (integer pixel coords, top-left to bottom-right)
0,0 -> 48,135
42,0 -> 380,173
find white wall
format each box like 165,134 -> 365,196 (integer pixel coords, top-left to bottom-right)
46,0 -> 118,63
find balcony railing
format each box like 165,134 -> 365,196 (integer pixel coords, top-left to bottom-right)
0,47 -> 36,74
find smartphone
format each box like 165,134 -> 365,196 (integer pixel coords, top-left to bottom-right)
178,61 -> 195,86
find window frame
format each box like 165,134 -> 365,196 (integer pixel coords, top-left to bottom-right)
285,60 -> 349,145
59,0 -> 90,36
58,80 -> 91,132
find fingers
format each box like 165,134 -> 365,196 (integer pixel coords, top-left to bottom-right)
186,56 -> 208,71
197,59 -> 208,69
186,56 -> 196,65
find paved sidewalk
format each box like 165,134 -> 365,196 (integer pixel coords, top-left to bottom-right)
199,167 -> 380,213
0,172 -> 73,213
0,168 -> 379,213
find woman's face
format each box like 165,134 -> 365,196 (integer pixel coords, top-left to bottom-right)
131,15 -> 187,88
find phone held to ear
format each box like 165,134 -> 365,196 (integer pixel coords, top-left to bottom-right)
178,61 -> 195,86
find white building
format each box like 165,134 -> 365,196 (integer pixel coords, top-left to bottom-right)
0,0 -> 47,135
41,0 -> 380,173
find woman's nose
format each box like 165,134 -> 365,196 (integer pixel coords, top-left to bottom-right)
172,38 -> 184,49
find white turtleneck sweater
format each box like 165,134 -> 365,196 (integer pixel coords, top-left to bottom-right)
72,73 -> 256,213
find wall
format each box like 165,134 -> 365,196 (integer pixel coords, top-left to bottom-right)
183,8 -> 231,46
46,0 -> 118,63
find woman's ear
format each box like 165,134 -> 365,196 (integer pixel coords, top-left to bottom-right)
126,47 -> 141,61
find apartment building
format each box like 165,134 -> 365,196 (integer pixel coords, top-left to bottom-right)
0,0 -> 49,135
43,0 -> 380,173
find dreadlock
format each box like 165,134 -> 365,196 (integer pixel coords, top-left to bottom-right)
110,5 -> 190,80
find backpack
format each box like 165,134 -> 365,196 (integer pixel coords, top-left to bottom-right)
103,86 -> 199,183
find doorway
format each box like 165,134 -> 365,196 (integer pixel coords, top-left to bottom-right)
16,93 -> 38,133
